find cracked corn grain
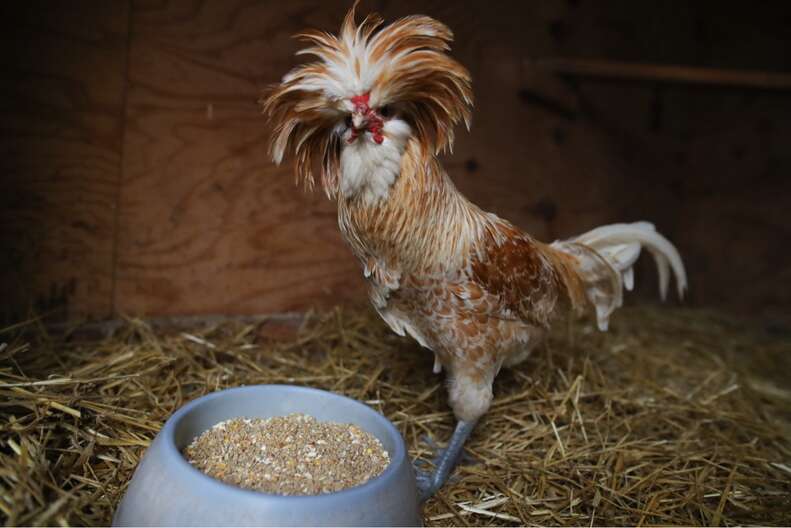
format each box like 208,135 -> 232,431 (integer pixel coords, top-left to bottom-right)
183,414 -> 390,495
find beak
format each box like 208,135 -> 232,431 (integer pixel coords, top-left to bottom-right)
351,110 -> 367,129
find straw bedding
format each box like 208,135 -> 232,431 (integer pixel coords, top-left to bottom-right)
1,305 -> 789,526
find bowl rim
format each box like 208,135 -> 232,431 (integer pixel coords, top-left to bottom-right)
161,384 -> 408,502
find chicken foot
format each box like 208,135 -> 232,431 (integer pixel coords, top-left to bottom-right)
414,419 -> 477,502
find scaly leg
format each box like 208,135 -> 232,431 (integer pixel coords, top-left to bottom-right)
415,419 -> 478,502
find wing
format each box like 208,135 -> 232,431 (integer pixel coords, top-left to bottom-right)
461,221 -> 588,327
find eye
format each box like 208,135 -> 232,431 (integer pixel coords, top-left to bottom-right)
344,114 -> 353,127
379,105 -> 391,118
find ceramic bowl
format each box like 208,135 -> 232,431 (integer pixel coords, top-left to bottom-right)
113,385 -> 421,526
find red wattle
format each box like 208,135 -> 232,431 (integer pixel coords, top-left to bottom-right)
348,92 -> 386,145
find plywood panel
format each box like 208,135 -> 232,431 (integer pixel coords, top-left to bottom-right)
612,87 -> 791,309
0,1 -> 130,322
115,1 -> 364,316
114,0 -> 791,317
115,0 -> 625,316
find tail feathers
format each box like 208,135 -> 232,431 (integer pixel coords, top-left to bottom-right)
551,222 -> 687,331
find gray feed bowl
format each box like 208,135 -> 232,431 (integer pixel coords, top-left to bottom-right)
113,385 -> 422,526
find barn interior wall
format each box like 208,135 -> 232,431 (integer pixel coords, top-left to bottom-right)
2,0 -> 789,323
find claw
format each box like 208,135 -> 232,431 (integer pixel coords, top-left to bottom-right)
420,433 -> 440,452
417,433 -> 478,469
411,420 -> 478,502
413,453 -> 465,502
415,467 -> 444,502
413,457 -> 431,471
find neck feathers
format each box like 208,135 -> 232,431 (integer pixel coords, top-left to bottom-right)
338,141 -> 493,272
339,119 -> 411,205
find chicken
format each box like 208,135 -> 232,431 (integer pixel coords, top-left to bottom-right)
261,3 -> 687,501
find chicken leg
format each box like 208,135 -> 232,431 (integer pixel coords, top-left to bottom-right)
415,419 -> 477,502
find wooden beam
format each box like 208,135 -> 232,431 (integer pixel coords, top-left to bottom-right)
530,58 -> 791,90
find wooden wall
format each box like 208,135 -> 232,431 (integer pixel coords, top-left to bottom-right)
0,1 -> 130,320
2,0 -> 790,322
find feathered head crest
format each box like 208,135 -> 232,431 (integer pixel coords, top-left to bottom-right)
261,2 -> 473,196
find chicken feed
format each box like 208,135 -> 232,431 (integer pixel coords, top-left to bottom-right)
183,414 -> 390,495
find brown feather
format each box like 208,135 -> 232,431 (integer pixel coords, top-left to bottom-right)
260,3 -> 473,196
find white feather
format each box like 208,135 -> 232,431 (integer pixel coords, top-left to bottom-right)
571,222 -> 687,299
623,267 -> 634,291
553,221 -> 687,332
340,119 -> 411,205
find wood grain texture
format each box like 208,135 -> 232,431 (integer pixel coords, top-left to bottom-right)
4,0 -> 789,320
116,0 -> 791,316
0,1 -> 130,322
114,0 -> 631,316
115,1 -> 364,316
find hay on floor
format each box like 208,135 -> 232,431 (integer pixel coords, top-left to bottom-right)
1,305 -> 790,526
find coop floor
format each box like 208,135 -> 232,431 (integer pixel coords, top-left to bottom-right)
1,304 -> 790,526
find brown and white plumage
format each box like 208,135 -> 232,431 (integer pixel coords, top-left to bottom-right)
262,3 -> 687,499
262,4 -> 471,198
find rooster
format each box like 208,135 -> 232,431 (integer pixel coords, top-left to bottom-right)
262,3 -> 687,501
